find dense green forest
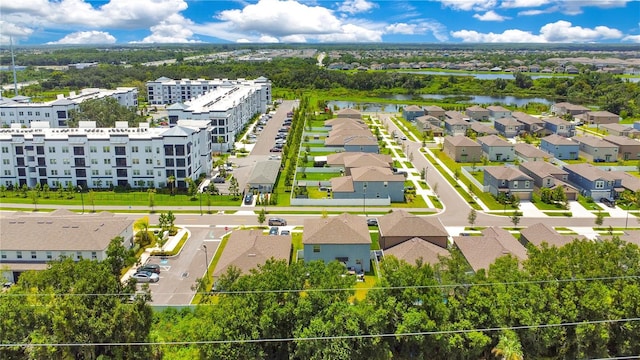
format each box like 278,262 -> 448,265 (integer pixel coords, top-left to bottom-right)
2,237 -> 640,359
3,58 -> 640,117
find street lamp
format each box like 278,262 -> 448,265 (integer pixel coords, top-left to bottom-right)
77,185 -> 84,214
363,183 -> 367,217
199,191 -> 203,216
202,244 -> 208,276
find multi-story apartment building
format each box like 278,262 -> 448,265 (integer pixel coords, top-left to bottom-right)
0,120 -> 212,190
0,87 -> 138,128
165,80 -> 271,152
146,77 -> 271,111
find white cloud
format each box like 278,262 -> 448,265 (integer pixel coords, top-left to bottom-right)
280,34 -> 308,43
517,9 -> 548,15
316,24 -> 382,42
473,10 -> 510,21
539,20 -> 622,42
452,20 -> 623,43
337,0 -> 377,14
438,0 -> 498,11
451,29 -> 544,42
500,0 -> 551,8
0,21 -> 34,45
258,35 -> 279,43
622,34 -> 640,43
47,31 -> 116,44
133,14 -> 199,43
385,20 -> 449,41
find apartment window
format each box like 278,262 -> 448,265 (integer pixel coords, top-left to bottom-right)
76,251 -> 82,260
46,251 -> 52,260
105,170 -> 112,175
145,146 -> 152,153
64,170 -> 71,176
62,147 -> 69,153
51,170 -> 58,176
92,170 -> 99,176
103,146 -> 110,152
3,170 -> 11,176
91,252 -> 97,260
313,245 -> 321,253
31,251 -> 37,259
146,159 -> 152,165
2,159 -> 8,165
132,158 -> 139,165
133,170 -> 140,176
147,170 -> 153,175
18,111 -> 24,116
166,159 -> 174,167
48,146 -> 56,153
16,251 -> 22,259
132,146 -> 139,153
91,159 -> 98,164
595,181 -> 605,189
15,147 -> 23,155
104,159 -> 111,165
115,146 -> 126,156
63,158 -> 70,165
176,159 -> 185,167
35,111 -> 40,116
1,251 -> 6,259
90,146 -> 97,153
45,113 -> 50,118
1,147 -> 8,153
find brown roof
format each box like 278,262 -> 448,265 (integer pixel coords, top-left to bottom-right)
563,163 -> 618,182
618,171 -> 640,191
378,210 -> 448,238
520,223 -> 586,248
453,227 -> 527,272
543,117 -> 571,126
495,118 -> 521,126
542,134 -> 576,145
601,123 -> 633,132
325,128 -> 373,146
213,230 -> 291,277
477,135 -> 512,147
303,213 -> 371,245
0,211 -> 132,252
384,237 -> 450,266
554,102 -> 589,111
327,152 -> 392,167
573,135 -> 618,148
445,111 -> 467,123
487,105 -> 510,112
598,230 -> 640,246
603,135 -> 640,146
514,143 -> 551,159
484,166 -> 533,181
336,108 -> 361,116
324,117 -> 366,128
351,166 -> 405,182
519,161 -> 567,178
344,135 -> 378,146
424,105 -> 445,112
445,135 -> 481,147
470,122 -> 498,135
330,176 -> 354,192
404,105 -> 423,112
512,112 -> 544,125
587,110 -> 618,117
467,105 -> 489,113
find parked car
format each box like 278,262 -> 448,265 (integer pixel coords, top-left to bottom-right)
268,217 -> 287,226
270,147 -> 282,152
244,193 -> 254,205
280,230 -> 291,235
366,218 -> 378,226
137,263 -> 160,274
601,198 -> 616,208
213,176 -> 225,183
131,271 -> 159,283
268,155 -> 282,160
269,227 -> 279,235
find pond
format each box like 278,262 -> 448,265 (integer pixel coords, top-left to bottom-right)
402,70 -> 640,83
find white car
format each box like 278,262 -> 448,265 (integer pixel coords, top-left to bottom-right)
131,271 -> 159,283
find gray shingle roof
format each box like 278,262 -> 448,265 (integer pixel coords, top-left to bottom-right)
303,213 -> 371,245
378,210 -> 448,238
384,238 -> 450,266
453,227 -> 527,272
213,230 -> 291,277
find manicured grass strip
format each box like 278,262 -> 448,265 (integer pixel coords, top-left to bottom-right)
429,196 -> 443,209
543,211 -> 573,217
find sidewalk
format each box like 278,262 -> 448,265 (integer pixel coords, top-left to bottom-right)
518,201 -> 548,217
567,201 -> 595,218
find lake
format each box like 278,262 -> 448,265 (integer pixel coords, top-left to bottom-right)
403,70 -> 640,83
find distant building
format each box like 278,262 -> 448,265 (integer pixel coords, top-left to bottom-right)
572,136 -> 619,162
466,105 -> 490,121
403,105 -> 424,121
443,136 -> 482,163
540,134 -> 579,160
551,102 -> 589,117
483,166 -> 534,200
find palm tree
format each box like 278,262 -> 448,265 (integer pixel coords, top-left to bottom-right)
167,175 -> 176,196
133,216 -> 151,247
492,331 -> 524,360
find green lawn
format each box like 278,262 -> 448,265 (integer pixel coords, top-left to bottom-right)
543,211 -> 573,217
577,195 -> 602,211
295,172 -> 337,181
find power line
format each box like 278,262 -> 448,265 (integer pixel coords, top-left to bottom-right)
2,274 -> 639,298
1,317 -> 639,348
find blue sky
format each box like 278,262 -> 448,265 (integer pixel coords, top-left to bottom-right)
1,0 -> 639,45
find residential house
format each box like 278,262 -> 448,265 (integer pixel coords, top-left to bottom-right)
213,230 -> 291,277
466,105 -> 490,121
443,136 -> 482,163
303,213 -> 372,272
572,136 -> 619,162
563,163 -> 621,201
551,102 -> 589,116
383,238 -> 450,266
403,105 -> 424,121
600,123 -> 640,138
324,117 -> 367,130
582,111 -> 620,125
477,135 -> 515,162
520,223 -> 586,248
326,152 -> 392,174
443,112 -> 470,136
415,119 -> 444,137
331,166 -> 405,202
494,118 -> 524,138
487,105 -> 512,120
597,229 -> 640,247
424,105 -> 446,120
416,115 -> 442,129
519,161 -> 578,200
469,122 -> 498,136
543,117 -> 576,137
0,210 -> 133,283
483,166 -> 534,199
512,112 -> 546,135
540,134 -> 579,160
247,161 -> 281,192
377,210 -> 449,249
619,171 -> 640,193
344,135 -> 380,153
453,227 -> 528,272
602,135 -> 640,160
514,143 -> 551,162
335,108 -> 362,119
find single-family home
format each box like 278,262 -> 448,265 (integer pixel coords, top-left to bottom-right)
424,105 -> 446,120
514,143 -> 551,162
551,102 -> 590,116
543,117 -> 575,137
331,166 -> 405,202
213,230 -> 291,277
443,136 -> 483,163
326,152 -> 393,172
466,105 -> 490,121
403,105 -> 425,121
582,111 -> 620,125
416,115 -> 442,128
619,171 -> 640,193
324,117 -> 367,129
302,213 -> 372,272
483,166 -> 534,199
247,161 -> 281,192
494,118 -> 524,138
520,223 -> 586,248
477,135 -> 515,162
444,113 -> 470,136
0,210 -> 134,283
335,108 -> 362,120
344,135 -> 380,153
598,229 -> 640,247
417,121 -> 444,138
572,135 -> 619,162
377,210 -> 449,249
540,134 -> 579,160
382,238 -> 450,266
469,122 -> 499,136
600,123 -> 639,138
602,135 -> 640,160
513,112 -> 546,135
563,163 -> 621,201
487,105 -> 512,120
518,161 -> 578,200
453,227 -> 528,272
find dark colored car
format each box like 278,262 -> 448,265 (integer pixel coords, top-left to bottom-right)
269,227 -> 279,235
601,198 -> 616,208
366,218 -> 378,226
137,263 -> 160,274
280,230 -> 290,235
244,193 -> 254,205
270,147 -> 282,152
213,176 -> 225,183
268,217 -> 287,226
